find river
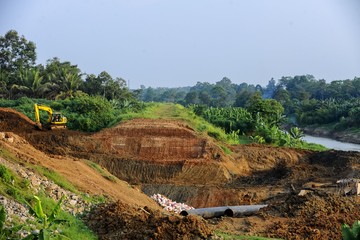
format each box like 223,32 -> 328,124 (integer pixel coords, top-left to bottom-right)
303,134 -> 360,152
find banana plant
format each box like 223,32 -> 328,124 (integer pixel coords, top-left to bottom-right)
24,195 -> 69,240
342,220 -> 360,240
289,127 -> 304,139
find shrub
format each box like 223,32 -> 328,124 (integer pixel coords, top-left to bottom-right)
0,165 -> 13,184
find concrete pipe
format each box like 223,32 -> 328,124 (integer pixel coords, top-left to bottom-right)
224,205 -> 268,217
180,205 -> 267,219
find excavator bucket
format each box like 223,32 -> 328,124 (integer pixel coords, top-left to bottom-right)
34,123 -> 43,130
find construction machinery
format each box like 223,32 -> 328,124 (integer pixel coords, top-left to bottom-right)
34,103 -> 67,130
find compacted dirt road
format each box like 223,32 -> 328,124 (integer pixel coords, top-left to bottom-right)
1,107 -> 359,239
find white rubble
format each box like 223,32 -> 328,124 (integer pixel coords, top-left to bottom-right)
150,193 -> 194,213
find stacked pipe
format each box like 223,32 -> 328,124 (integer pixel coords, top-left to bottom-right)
150,194 -> 194,213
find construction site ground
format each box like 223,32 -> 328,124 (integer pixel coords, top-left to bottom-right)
0,107 -> 360,239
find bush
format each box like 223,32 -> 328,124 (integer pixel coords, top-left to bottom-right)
0,99 -> 17,107
5,186 -> 19,199
0,165 -> 13,184
62,95 -> 118,132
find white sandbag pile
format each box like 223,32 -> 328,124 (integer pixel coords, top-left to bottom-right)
150,193 -> 194,213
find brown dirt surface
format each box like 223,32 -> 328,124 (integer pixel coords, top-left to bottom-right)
0,131 -> 160,209
84,200 -> 213,240
0,107 -> 36,133
1,107 -> 360,239
263,191 -> 360,239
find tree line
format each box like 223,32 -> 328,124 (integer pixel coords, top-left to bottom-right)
0,30 -> 137,106
2,30 -> 359,131
140,75 -> 360,130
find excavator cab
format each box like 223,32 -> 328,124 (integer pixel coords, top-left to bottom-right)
34,104 -> 67,130
52,113 -> 65,123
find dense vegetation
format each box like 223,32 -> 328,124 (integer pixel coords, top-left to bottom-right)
1,30 -> 359,134
140,75 -> 360,132
0,30 -> 139,106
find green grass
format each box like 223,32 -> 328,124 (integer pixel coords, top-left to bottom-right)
0,166 -> 33,203
116,103 -> 327,152
0,145 -> 79,194
220,145 -> 232,154
86,160 -> 118,183
298,141 -> 328,151
32,166 -> 79,193
0,148 -> 98,239
115,102 -> 232,142
27,194 -> 97,240
237,135 -> 253,144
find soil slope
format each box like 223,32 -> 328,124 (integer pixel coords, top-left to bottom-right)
1,107 -> 360,239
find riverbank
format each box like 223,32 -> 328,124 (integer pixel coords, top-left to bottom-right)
302,125 -> 360,145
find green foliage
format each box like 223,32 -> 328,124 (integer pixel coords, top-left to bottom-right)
190,104 -> 324,149
220,145 -> 232,154
0,149 -> 97,240
289,127 -> 304,139
25,195 -> 96,240
342,220 -> 360,240
192,105 -> 254,135
0,158 -> 34,203
0,30 -> 36,72
245,92 -> 285,126
0,205 -> 23,240
25,195 -> 69,240
33,166 -> 78,194
60,95 -> 116,132
0,98 -> 17,107
86,161 -> 117,183
0,164 -> 13,184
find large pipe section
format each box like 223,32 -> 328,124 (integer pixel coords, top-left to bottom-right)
180,205 -> 267,219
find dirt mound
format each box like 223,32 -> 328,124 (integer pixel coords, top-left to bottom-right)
0,132 -> 160,209
0,108 -> 88,155
309,150 -> 360,178
0,108 -> 36,133
90,118 -> 216,161
263,191 -> 360,239
77,118 -> 237,186
84,201 -> 213,240
230,144 -> 307,172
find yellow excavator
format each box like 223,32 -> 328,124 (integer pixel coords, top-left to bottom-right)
34,103 -> 67,130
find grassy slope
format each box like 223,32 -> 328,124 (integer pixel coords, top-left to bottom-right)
0,147 -> 98,239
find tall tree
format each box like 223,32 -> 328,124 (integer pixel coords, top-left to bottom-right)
263,78 -> 276,99
210,85 -> 227,107
185,91 -> 198,105
245,91 -> 284,126
0,30 -> 36,73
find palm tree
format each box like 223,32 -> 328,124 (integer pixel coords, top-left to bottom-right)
11,68 -> 52,98
55,69 -> 83,99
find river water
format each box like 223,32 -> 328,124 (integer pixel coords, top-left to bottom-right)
303,134 -> 360,152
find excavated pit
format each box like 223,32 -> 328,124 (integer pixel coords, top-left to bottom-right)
0,108 -> 307,206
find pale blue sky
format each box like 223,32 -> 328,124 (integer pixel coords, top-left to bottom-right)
1,0 -> 359,88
